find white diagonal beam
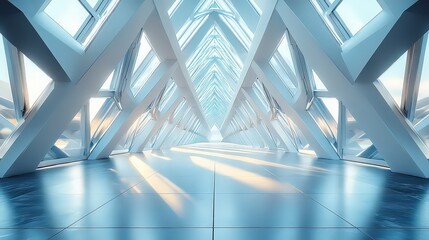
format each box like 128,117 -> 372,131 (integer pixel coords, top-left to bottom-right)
242,88 -> 296,151
277,0 -> 429,177
153,0 -> 210,132
253,61 -> 339,159
88,61 -> 177,159
221,0 -> 278,129
0,0 -> 155,177
129,87 -> 183,152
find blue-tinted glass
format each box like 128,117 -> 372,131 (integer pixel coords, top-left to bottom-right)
378,51 -> 407,108
23,54 -> 53,110
44,0 -> 89,37
0,36 -> 17,149
335,0 -> 382,36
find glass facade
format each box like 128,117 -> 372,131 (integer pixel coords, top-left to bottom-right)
0,36 -> 17,149
311,0 -> 382,42
44,0 -> 119,45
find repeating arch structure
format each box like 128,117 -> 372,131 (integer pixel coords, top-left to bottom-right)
0,0 -> 429,178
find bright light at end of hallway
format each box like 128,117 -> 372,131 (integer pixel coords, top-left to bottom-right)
174,146 -> 327,173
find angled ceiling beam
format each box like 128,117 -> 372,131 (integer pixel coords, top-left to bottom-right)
9,0 -> 152,82
277,0 -> 429,177
253,61 -> 339,159
153,0 -> 210,132
221,0 -> 277,130
241,87 -> 296,151
130,87 -> 183,152
88,61 -> 177,159
0,0 -> 155,177
0,1 -> 69,82
152,101 -> 191,149
182,14 -> 247,62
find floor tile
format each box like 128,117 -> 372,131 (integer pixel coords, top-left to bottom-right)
310,193 -> 429,228
127,174 -> 214,194
215,175 -> 300,194
214,194 -> 351,227
52,228 -> 212,240
275,174 -> 392,194
73,194 -> 213,227
0,229 -> 60,240
361,228 -> 429,240
0,193 -> 114,228
215,228 -> 372,240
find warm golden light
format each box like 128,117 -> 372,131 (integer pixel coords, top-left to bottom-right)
186,146 -> 276,156
173,147 -> 327,173
129,155 -> 156,177
150,152 -> 171,161
129,155 -> 191,217
190,156 -> 299,192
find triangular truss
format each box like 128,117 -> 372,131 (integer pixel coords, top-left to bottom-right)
0,0 -> 429,178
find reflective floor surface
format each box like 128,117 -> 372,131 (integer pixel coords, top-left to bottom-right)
1,143 -> 429,239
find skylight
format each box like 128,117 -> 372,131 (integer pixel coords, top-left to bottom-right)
310,0 -> 382,43
170,0 -> 260,126
44,0 -> 119,46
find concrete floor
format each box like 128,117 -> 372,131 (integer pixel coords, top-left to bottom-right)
1,143 -> 429,239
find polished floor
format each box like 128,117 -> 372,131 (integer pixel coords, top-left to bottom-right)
1,143 -> 429,239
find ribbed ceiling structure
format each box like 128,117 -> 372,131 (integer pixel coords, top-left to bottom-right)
170,0 -> 258,126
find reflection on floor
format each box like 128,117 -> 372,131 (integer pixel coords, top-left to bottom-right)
1,143 -> 429,239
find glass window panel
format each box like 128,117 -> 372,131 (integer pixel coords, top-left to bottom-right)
219,15 -> 252,50
270,55 -> 298,95
0,37 -> 11,101
269,32 -> 298,95
312,69 -> 327,90
276,112 -> 297,150
131,56 -> 160,96
334,0 -> 382,36
168,0 -> 183,16
414,36 -> 429,147
89,97 -> 120,151
174,104 -> 187,121
178,15 -> 209,49
86,0 -> 99,8
308,98 -> 338,150
415,37 -> 429,124
89,97 -> 107,122
113,117 -> 140,153
277,33 -> 296,77
378,51 -> 407,108
44,0 -> 90,37
0,36 -> 17,149
415,119 -> 429,148
100,71 -> 114,90
46,110 -> 85,160
82,0 -> 120,46
133,111 -> 153,138
133,33 -> 152,74
321,98 -> 339,123
147,124 -> 164,148
288,118 -> 315,155
253,80 -> 270,111
159,81 -> 177,112
23,54 -> 53,110
343,108 -> 384,160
